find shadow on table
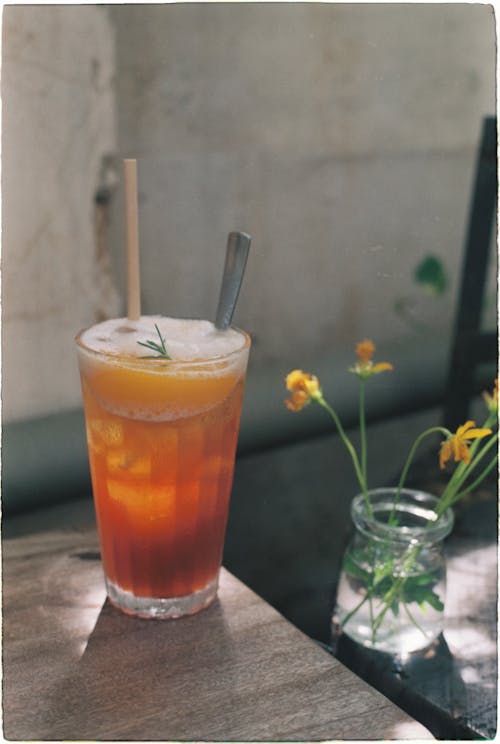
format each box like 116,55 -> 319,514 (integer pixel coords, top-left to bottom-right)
330,629 -> 483,740
37,597 -> 237,740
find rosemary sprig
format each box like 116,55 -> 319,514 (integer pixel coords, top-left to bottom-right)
137,324 -> 171,359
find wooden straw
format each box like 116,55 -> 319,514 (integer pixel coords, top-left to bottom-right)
124,158 -> 141,321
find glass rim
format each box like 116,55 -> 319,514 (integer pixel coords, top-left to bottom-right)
75,321 -> 251,368
351,487 -> 454,543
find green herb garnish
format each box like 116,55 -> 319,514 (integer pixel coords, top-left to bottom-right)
137,324 -> 171,359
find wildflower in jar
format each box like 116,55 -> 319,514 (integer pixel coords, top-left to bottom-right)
283,338 -> 498,648
439,421 -> 493,469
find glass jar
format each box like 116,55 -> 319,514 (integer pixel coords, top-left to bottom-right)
335,488 -> 454,655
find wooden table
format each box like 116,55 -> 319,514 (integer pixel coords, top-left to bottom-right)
3,510 -> 432,741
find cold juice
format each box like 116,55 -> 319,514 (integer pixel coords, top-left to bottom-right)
76,316 -> 250,618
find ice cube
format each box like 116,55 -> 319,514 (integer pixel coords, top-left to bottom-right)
107,478 -> 175,521
107,451 -> 151,477
90,419 -> 123,446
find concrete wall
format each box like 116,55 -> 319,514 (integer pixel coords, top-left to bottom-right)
2,5 -> 119,421
107,3 -> 496,370
2,3 -> 496,422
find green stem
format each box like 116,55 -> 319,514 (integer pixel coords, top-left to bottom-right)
369,594 -> 376,644
437,450 -> 498,515
439,431 -> 498,508
402,599 -> 428,639
341,593 -> 370,627
463,428 -> 497,474
441,458 -> 468,502
371,544 -> 421,635
372,600 -> 391,636
317,397 -> 371,515
388,426 -> 451,523
437,413 -> 496,505
483,409 -> 499,430
359,380 -> 368,491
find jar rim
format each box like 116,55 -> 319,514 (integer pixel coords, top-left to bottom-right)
351,487 -> 454,544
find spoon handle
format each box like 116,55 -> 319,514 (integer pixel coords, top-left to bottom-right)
215,231 -> 251,329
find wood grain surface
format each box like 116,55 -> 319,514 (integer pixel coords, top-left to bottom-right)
3,522 -> 433,741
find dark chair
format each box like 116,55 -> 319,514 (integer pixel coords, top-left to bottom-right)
443,116 -> 498,430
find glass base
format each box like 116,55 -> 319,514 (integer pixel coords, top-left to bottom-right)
105,576 -> 219,619
339,616 -> 442,655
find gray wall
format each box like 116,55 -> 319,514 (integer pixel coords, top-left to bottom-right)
2,5 -> 119,421
107,3 -> 496,370
2,3 -> 496,422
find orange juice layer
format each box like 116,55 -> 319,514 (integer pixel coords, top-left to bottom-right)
79,356 -> 242,419
81,360 -> 245,599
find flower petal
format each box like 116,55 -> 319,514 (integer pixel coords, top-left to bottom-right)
372,362 -> 394,374
356,339 -> 375,364
303,376 -> 321,397
285,370 -> 306,392
439,440 -> 452,469
461,427 -> 492,441
455,420 -> 492,441
456,421 -> 477,438
457,442 -> 471,464
285,390 -> 309,412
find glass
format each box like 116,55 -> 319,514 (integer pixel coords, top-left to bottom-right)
335,488 -> 454,655
76,324 -> 250,619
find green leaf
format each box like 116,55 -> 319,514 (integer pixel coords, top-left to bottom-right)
373,562 -> 394,587
414,255 -> 447,296
401,579 -> 444,612
390,600 -> 400,617
423,590 -> 444,612
411,572 -> 441,586
342,547 -> 445,617
137,325 -> 171,359
342,553 -> 370,583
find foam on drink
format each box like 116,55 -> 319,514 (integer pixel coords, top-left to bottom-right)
79,315 -> 246,362
77,316 -> 249,421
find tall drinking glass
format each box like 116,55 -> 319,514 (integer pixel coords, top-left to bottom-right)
76,317 -> 250,619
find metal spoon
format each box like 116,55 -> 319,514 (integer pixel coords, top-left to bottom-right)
215,231 -> 251,330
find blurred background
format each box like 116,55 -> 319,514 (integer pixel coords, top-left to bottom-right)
2,2 -> 497,423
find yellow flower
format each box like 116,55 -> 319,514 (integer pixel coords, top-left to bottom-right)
439,420 -> 493,470
482,379 -> 498,413
350,339 -> 394,379
285,370 -> 322,412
